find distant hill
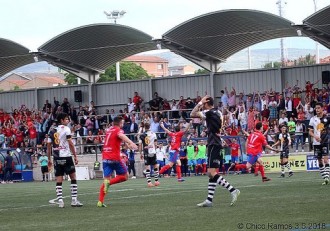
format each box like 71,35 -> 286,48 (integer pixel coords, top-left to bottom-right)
150,48 -> 330,71
9,48 -> 330,75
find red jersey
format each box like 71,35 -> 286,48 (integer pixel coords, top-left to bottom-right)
102,126 -> 124,161
247,131 -> 268,155
230,143 -> 239,157
28,126 -> 37,139
305,83 -> 313,94
15,130 -> 24,143
168,131 -> 184,151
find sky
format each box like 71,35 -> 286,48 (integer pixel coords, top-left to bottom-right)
1,0 -> 330,52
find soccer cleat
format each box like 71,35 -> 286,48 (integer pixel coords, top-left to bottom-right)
279,174 -> 285,178
147,182 -> 154,187
322,178 -> 329,185
131,176 -> 136,179
230,189 -> 240,206
178,178 -> 185,182
288,172 -> 294,177
71,200 -> 83,207
302,149 -> 304,152
154,181 -> 160,186
254,173 -> 259,177
97,201 -> 107,208
262,177 -> 271,182
197,200 -> 213,207
103,179 -> 110,194
58,200 -> 64,208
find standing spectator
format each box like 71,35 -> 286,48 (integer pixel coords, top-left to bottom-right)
43,100 -> 52,112
261,104 -> 270,119
61,98 -> 71,114
185,97 -> 195,118
268,97 -> 278,123
227,87 -> 236,109
220,89 -> 228,108
285,97 -> 293,119
133,92 -> 143,112
295,120 -> 304,152
178,96 -> 187,119
4,150 -> 14,183
127,98 -> 135,113
156,142 -> 166,174
277,94 -> 285,116
171,99 -> 180,119
39,152 -> 49,182
279,113 -> 288,126
153,92 -> 164,110
127,148 -> 136,179
238,106 -> 247,131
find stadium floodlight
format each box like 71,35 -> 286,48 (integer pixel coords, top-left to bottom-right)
104,10 -> 126,24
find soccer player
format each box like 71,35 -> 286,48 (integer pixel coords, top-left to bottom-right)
158,120 -> 191,182
309,102 -> 330,185
191,95 -> 240,207
196,140 -> 207,175
97,116 -> 138,207
227,139 -> 241,174
186,140 -> 197,176
139,123 -> 160,187
245,122 -> 279,182
272,125 -> 293,178
47,113 -> 83,208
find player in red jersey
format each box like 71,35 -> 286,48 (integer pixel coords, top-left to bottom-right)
226,139 -> 241,174
158,120 -> 191,182
246,122 -> 279,182
97,116 -> 138,208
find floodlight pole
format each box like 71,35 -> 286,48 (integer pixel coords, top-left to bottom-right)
313,0 -> 320,64
276,0 -> 287,67
104,10 -> 126,81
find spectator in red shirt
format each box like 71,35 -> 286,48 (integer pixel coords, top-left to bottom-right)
133,92 -> 143,112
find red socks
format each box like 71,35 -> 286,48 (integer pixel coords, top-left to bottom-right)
202,164 -> 207,174
99,184 -> 105,202
98,175 -> 127,203
259,165 -> 266,178
159,165 -> 171,174
176,165 -> 182,179
110,175 -> 127,185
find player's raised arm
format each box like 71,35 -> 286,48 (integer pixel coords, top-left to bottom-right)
191,95 -> 210,118
118,133 -> 138,150
160,121 -> 171,134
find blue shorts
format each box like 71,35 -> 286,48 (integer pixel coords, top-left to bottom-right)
157,160 -> 165,168
188,159 -> 196,166
103,160 -> 127,177
169,150 -> 179,163
247,154 -> 261,165
197,158 -> 206,165
231,156 -> 239,163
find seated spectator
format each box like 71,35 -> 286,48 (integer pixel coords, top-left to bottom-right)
85,130 -> 95,154
278,113 -> 288,126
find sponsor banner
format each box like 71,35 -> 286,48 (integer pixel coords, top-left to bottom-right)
306,155 -> 320,171
263,155 -> 306,172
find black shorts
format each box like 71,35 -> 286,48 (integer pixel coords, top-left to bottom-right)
207,145 -> 222,168
280,149 -> 289,159
314,145 -> 329,159
144,154 -> 157,166
41,166 -> 48,173
53,157 -> 76,177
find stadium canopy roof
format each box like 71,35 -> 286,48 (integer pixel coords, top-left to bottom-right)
295,5 -> 330,50
0,38 -> 34,77
161,9 -> 299,71
37,23 -> 156,82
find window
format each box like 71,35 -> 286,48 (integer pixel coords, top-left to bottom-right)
157,64 -> 163,70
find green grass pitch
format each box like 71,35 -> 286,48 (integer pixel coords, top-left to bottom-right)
0,172 -> 329,231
